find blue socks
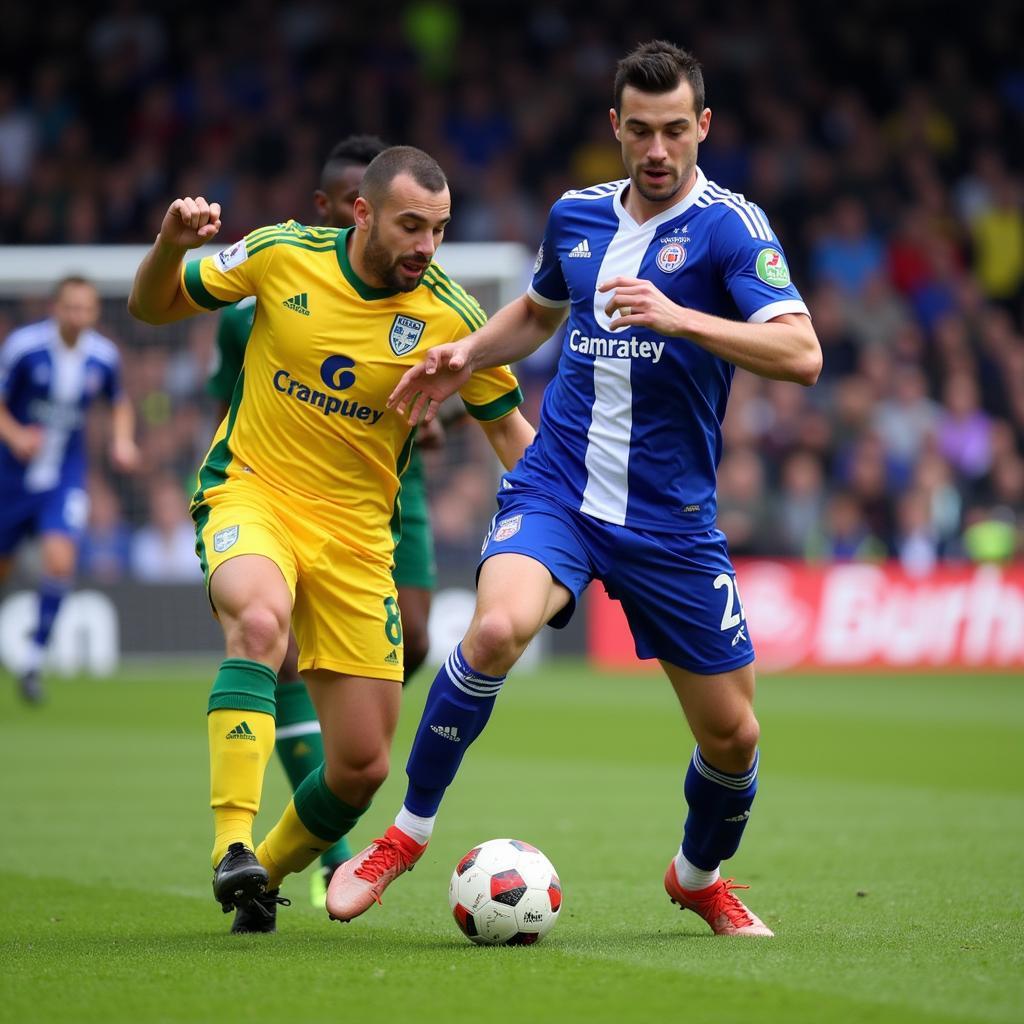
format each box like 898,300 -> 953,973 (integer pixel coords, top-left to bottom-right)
23,576 -> 70,671
34,576 -> 69,649
403,644 -> 506,817
681,746 -> 759,871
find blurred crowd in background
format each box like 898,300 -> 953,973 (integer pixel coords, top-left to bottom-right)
1,0 -> 1023,582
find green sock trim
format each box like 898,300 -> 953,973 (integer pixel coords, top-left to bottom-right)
208,658 -> 278,717
274,682 -> 326,791
293,764 -> 369,842
275,680 -> 317,727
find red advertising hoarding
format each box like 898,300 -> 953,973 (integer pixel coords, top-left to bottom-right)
587,561 -> 1024,671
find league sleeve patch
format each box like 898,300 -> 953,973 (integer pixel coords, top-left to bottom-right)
533,244 -> 544,275
755,248 -> 791,288
216,240 -> 249,272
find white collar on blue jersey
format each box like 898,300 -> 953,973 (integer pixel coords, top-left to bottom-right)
613,166 -> 709,232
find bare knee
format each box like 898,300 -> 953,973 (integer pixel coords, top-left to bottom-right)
464,609 -> 533,676
698,715 -> 760,774
225,605 -> 289,666
324,751 -> 390,807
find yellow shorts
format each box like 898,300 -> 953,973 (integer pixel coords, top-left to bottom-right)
192,471 -> 404,681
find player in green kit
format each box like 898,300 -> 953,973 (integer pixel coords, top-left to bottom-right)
207,135 -> 442,919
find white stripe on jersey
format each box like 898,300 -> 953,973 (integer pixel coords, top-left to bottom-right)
26,337 -> 89,492
526,285 -> 570,309
696,184 -> 773,241
579,172 -> 709,525
747,298 -> 810,324
561,180 -> 629,201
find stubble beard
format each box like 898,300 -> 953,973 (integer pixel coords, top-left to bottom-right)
364,225 -> 428,293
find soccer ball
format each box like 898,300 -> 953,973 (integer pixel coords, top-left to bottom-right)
448,838 -> 562,946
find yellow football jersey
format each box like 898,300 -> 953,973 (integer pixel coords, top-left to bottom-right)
182,221 -> 522,556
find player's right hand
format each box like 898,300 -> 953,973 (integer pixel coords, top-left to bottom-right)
387,341 -> 474,425
157,197 -> 222,250
9,424 -> 43,462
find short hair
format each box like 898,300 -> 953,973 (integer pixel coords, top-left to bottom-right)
359,146 -> 448,207
53,274 -> 95,298
613,40 -> 706,115
319,134 -> 389,190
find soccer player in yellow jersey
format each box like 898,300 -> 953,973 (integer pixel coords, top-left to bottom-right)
128,146 -> 535,931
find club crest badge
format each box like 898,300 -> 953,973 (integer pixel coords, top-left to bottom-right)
213,525 -> 239,552
389,315 -> 426,356
656,242 -> 686,273
493,515 -> 522,542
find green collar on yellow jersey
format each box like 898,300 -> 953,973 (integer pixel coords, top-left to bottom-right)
335,227 -> 401,301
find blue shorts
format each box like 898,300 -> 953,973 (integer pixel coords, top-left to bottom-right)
0,483 -> 89,556
478,489 -> 755,675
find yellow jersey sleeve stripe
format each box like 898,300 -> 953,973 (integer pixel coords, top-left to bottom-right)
247,236 -> 337,258
462,386 -> 524,421
422,275 -> 487,333
244,223 -> 338,249
183,260 -> 235,310
244,223 -> 291,245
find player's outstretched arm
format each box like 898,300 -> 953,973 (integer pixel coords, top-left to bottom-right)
128,197 -> 222,325
478,409 -> 536,471
0,402 -> 42,462
599,276 -> 822,386
388,294 -> 565,425
109,396 -> 140,472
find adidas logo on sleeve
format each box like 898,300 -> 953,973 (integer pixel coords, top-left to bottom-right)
568,239 -> 592,258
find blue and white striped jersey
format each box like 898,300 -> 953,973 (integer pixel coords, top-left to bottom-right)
511,167 -> 808,532
0,319 -> 122,493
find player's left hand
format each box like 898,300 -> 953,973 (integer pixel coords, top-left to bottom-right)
598,276 -> 686,335
110,437 -> 140,473
387,339 -> 475,425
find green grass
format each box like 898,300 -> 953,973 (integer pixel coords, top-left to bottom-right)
1,660 -> 1022,1024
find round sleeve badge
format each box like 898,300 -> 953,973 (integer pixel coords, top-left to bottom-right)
533,244 -> 545,275
755,248 -> 791,288
656,243 -> 686,273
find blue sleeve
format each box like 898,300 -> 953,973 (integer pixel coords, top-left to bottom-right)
713,206 -> 808,324
527,204 -> 570,307
0,341 -> 23,403
103,356 -> 123,403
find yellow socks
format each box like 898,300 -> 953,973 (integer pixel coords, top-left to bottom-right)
208,708 -> 275,866
256,800 -> 334,890
255,764 -> 370,889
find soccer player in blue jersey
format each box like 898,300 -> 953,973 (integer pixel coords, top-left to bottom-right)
0,276 -> 138,702
328,40 -> 822,937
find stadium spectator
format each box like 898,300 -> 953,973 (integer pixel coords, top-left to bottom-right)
78,473 -> 132,583
129,474 -> 202,583
0,0 -> 1021,575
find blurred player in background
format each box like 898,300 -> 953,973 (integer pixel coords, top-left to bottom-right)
0,276 -> 138,703
330,41 -> 822,938
128,145 -> 534,933
207,134 -> 446,906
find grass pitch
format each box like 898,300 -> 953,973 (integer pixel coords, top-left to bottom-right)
1,660 -> 1022,1024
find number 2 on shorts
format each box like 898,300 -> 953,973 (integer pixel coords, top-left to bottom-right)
713,573 -> 746,631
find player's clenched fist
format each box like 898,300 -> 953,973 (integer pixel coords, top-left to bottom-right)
159,197 -> 222,250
